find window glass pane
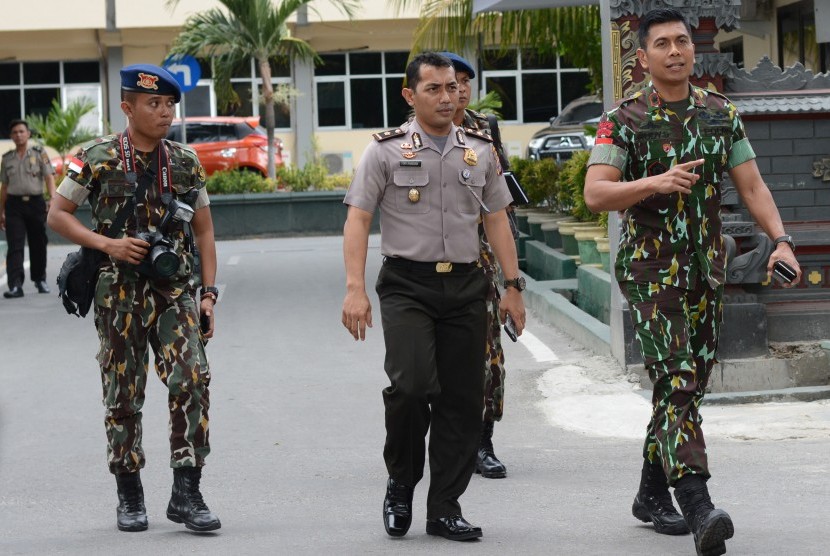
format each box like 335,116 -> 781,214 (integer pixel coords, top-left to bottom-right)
385,77 -> 409,126
274,103 -> 291,128
350,78 -> 383,128
316,54 -> 346,76
0,90 -> 21,134
522,74 -> 558,122
779,10 -> 800,68
64,84 -> 101,133
560,72 -> 592,106
218,82 -> 253,116
230,59 -> 253,79
23,62 -> 59,85
184,85 -> 213,117
803,19 -> 820,72
482,50 -> 517,71
317,81 -> 346,126
24,88 -> 60,119
521,51 -> 557,70
0,63 -> 20,86
350,52 -> 382,75
63,61 -> 100,84
384,52 -> 410,74
485,76 -> 516,120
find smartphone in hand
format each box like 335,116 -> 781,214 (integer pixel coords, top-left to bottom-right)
772,260 -> 798,284
200,313 -> 211,335
504,314 -> 518,342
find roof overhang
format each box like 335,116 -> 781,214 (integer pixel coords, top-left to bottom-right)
473,0 -> 598,13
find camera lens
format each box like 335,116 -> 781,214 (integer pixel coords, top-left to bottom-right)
150,246 -> 180,278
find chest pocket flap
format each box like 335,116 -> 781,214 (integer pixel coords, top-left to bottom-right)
393,170 -> 429,188
458,169 -> 485,187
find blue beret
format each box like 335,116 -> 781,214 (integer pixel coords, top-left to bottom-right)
120,64 -> 181,103
438,52 -> 476,79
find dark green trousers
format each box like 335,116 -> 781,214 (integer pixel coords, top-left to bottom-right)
623,279 -> 723,486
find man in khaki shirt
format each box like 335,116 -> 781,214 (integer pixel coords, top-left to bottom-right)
0,119 -> 56,298
341,52 -> 525,542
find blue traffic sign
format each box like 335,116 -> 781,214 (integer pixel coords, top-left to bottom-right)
162,54 -> 202,93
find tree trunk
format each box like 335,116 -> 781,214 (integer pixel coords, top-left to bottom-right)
259,57 -> 277,180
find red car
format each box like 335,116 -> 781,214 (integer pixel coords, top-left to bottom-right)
167,116 -> 284,176
52,117 -> 284,178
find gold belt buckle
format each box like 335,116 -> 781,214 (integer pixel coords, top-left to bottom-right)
21,195 -> 30,201
435,262 -> 453,273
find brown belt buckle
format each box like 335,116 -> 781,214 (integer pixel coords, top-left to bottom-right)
21,195 -> 30,201
435,262 -> 453,273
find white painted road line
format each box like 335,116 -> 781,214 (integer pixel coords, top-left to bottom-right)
518,328 -> 559,362
227,255 -> 240,266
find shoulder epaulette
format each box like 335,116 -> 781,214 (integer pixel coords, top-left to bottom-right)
2,149 -> 13,158
31,144 -> 44,153
372,128 -> 406,142
463,127 -> 493,143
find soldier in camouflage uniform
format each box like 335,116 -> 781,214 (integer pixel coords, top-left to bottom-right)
585,9 -> 800,556
47,64 -> 221,534
443,52 -> 512,479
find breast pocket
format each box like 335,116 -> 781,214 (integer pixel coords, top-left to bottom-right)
457,169 -> 486,214
636,142 -> 676,211
99,177 -> 134,226
392,170 -> 430,214
700,134 -> 730,184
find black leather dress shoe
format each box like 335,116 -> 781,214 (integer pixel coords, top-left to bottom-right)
35,280 -> 50,294
3,286 -> 23,299
426,515 -> 482,541
383,478 -> 413,537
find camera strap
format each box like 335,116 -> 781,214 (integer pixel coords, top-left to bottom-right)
486,114 -> 510,172
109,130 -> 167,239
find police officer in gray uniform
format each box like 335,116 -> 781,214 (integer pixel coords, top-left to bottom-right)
0,119 -> 56,298
341,52 -> 526,542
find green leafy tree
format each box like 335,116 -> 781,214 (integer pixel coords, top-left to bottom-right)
27,98 -> 97,176
392,0 -> 602,93
467,90 -> 503,118
167,0 -> 358,179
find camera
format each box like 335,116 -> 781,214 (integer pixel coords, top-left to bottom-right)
135,197 -> 195,279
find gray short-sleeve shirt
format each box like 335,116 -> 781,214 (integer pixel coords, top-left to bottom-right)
344,119 -> 512,263
0,146 -> 55,195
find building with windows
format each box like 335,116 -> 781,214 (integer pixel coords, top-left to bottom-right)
0,0 -> 825,168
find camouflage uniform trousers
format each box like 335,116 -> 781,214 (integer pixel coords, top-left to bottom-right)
622,278 -> 723,486
93,288 -> 211,474
479,233 -> 506,424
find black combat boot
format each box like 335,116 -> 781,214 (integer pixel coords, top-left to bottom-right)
674,475 -> 734,556
475,421 -> 507,479
115,471 -> 148,532
166,467 -> 221,532
631,460 -> 689,535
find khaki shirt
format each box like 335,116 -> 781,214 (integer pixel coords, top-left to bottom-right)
345,119 -> 512,263
0,145 -> 55,195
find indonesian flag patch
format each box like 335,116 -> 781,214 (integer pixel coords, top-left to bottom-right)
68,157 -> 84,174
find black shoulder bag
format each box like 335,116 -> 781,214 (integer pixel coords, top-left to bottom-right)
57,143 -> 158,317
486,114 -> 529,206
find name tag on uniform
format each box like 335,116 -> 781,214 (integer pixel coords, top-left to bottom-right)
399,160 -> 422,167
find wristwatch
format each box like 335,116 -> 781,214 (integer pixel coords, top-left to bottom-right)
773,235 -> 795,252
200,286 -> 219,302
503,276 -> 526,292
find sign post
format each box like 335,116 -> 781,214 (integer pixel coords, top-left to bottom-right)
163,54 -> 202,145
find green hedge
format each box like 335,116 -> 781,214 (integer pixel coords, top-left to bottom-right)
205,167 -> 353,194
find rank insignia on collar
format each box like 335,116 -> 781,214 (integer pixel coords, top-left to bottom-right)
412,133 -> 422,150
463,148 -> 478,166
403,152 -> 417,159
400,142 -> 412,149
456,129 -> 466,145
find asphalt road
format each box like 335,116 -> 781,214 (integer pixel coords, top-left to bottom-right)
1,236 -> 828,555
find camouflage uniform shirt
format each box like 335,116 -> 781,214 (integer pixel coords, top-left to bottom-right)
588,83 -> 756,289
57,134 -> 209,306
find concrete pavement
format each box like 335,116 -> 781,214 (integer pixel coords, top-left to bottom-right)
1,235 -> 828,555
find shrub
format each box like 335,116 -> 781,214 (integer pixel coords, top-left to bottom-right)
321,172 -> 353,191
559,150 -> 595,222
515,157 -> 560,211
276,160 -> 329,192
205,170 -> 274,195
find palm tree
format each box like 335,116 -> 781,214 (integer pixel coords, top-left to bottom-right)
27,98 -> 98,177
167,0 -> 358,179
391,1 -> 602,93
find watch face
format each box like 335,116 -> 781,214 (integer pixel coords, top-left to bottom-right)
518,277 -> 526,290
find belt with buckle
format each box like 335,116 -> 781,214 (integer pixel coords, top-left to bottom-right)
383,257 -> 478,274
10,194 -> 38,202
